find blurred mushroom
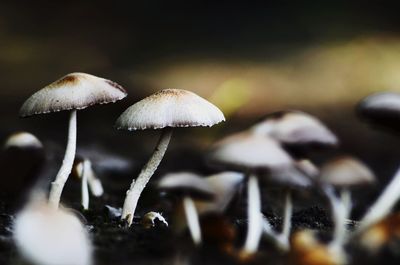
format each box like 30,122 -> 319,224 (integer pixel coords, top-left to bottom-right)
319,156 -> 375,251
356,92 -> 400,232
209,131 -> 294,256
158,172 -> 215,245
13,196 -> 92,265
115,89 -> 225,225
1,132 -> 45,208
290,230 -> 346,265
20,73 -> 127,209
250,110 -> 338,158
72,157 -> 103,210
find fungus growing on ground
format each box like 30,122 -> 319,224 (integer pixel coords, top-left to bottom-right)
319,156 -> 375,251
13,197 -> 92,265
158,172 -> 215,245
72,157 -> 104,210
141,211 -> 168,229
19,73 -> 127,209
249,110 -> 337,251
115,89 -> 224,225
209,131 -> 298,256
356,92 -> 400,232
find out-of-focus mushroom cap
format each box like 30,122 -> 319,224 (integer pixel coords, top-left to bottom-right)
266,166 -> 313,189
20,72 -> 127,117
209,131 -> 293,172
4,132 -> 43,149
158,172 -> 215,200
320,156 -> 375,187
357,92 -> 400,131
196,171 -> 244,214
251,110 -> 338,147
115,89 -> 225,130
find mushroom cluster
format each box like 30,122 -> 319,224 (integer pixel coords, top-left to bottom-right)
8,73 -> 400,265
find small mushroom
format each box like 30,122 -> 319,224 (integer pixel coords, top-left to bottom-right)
13,196 -> 92,265
72,157 -> 103,210
115,89 -> 224,225
158,172 -> 215,245
319,156 -> 375,251
20,73 -> 127,209
4,131 -> 43,150
141,211 -> 168,229
356,92 -> 400,232
209,131 -> 294,255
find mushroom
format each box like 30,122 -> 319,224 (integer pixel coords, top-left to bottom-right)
356,92 -> 400,231
250,110 -> 338,158
115,89 -> 224,225
209,131 -> 295,255
319,156 -> 375,251
19,73 -> 127,209
249,110 -> 337,250
72,157 -> 103,210
13,196 -> 92,265
158,172 -> 215,245
4,131 -> 43,150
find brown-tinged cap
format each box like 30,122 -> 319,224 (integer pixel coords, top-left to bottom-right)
115,88 -> 225,130
20,72 -> 127,117
158,172 -> 215,200
320,156 -> 375,187
251,110 -> 338,148
209,131 -> 293,173
4,132 -> 43,149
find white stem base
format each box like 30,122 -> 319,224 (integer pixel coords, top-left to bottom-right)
358,166 -> 400,232
48,110 -> 77,209
122,128 -> 173,225
183,196 -> 202,245
243,175 -> 263,254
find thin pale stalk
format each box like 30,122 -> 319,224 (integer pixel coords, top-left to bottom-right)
358,167 -> 400,232
48,110 -> 77,209
122,127 -> 173,225
81,160 -> 90,210
243,175 -> 263,254
183,196 -> 202,245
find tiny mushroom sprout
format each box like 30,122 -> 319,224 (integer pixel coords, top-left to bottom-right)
356,92 -> 400,232
13,197 -> 92,265
115,88 -> 225,225
319,156 -> 375,252
72,157 -> 104,210
209,131 -> 296,256
19,72 -> 127,209
158,172 -> 215,245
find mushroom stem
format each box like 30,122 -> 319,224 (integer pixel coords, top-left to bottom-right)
324,186 -> 351,250
243,175 -> 263,254
87,167 -> 103,197
48,110 -> 77,209
183,196 -> 202,245
280,190 -> 293,249
122,127 -> 173,225
81,160 -> 90,210
358,166 -> 400,232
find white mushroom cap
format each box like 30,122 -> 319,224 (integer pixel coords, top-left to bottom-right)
115,89 -> 225,130
320,156 -> 376,187
20,72 -> 127,117
158,172 -> 215,199
13,200 -> 92,265
250,110 -> 338,146
4,131 -> 43,149
358,92 -> 400,113
210,131 -> 293,171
